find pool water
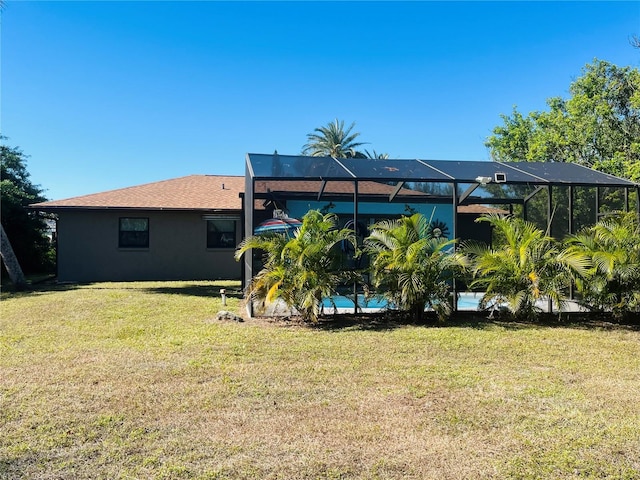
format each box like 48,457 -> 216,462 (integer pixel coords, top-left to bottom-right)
322,293 -> 484,311
322,296 -> 389,310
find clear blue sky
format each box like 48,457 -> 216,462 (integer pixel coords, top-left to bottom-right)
2,1 -> 639,200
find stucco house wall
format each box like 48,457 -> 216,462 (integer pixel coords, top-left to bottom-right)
32,175 -> 246,283
56,209 -> 241,282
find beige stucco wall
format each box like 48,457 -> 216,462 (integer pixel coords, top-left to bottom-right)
56,210 -> 242,282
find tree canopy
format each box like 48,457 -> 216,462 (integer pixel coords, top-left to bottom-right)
485,59 -> 640,182
1,139 -> 54,274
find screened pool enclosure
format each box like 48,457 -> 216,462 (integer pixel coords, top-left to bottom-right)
242,153 -> 640,315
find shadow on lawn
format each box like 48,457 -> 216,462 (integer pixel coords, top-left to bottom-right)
1,279 -> 244,300
0,278 -> 78,299
142,284 -> 244,299
310,310 -> 640,332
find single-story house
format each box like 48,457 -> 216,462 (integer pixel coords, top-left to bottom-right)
35,153 -> 637,284
33,175 -> 246,282
32,172 -> 495,283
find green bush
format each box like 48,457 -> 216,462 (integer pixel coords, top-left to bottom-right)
236,210 -> 357,322
462,214 -> 588,319
565,212 -> 640,319
364,213 -> 467,321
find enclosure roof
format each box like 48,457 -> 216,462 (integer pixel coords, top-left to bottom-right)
246,153 -> 638,187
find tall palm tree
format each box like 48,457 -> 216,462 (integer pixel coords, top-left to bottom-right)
364,149 -> 390,160
462,214 -> 588,319
564,212 -> 640,318
302,119 -> 367,158
235,210 -> 357,322
365,213 -> 467,321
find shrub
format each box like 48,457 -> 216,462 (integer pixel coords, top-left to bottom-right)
235,210 -> 357,322
565,212 -> 640,319
364,213 -> 467,321
462,214 -> 588,319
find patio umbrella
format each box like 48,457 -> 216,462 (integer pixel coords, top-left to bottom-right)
254,217 -> 302,235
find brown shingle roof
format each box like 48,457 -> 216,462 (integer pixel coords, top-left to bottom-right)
32,175 -> 508,215
457,205 -> 509,214
32,175 -> 245,211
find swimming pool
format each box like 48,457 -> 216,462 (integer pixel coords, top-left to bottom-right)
321,292 -> 485,312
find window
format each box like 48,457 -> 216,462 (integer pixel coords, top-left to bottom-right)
207,219 -> 236,248
119,217 -> 149,248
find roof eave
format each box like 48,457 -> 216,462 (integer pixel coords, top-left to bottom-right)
29,205 -> 243,213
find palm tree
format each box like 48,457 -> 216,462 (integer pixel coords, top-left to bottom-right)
364,149 -> 390,160
462,214 -> 588,319
302,119 -> 367,158
564,212 -> 640,318
235,210 -> 357,322
364,213 -> 467,321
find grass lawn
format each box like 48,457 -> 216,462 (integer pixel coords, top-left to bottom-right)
1,281 -> 639,479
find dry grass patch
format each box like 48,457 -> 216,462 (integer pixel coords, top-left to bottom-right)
1,281 -> 639,479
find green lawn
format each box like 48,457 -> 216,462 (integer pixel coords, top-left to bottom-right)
1,281 -> 639,479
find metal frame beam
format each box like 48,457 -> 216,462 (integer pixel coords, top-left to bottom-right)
458,183 -> 480,204
317,180 -> 327,201
389,181 -> 405,202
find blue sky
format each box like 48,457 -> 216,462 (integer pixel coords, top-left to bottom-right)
2,1 -> 639,200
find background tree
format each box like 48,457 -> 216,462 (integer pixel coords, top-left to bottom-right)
485,59 -> 640,235
302,119 -> 368,158
1,139 -> 55,275
486,59 -> 640,182
363,149 -> 390,160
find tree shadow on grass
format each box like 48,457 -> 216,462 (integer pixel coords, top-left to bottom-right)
0,278 -> 79,299
1,279 -> 244,300
309,310 -> 640,332
142,284 -> 244,299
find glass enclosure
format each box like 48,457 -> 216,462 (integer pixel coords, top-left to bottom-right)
243,153 -> 640,314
